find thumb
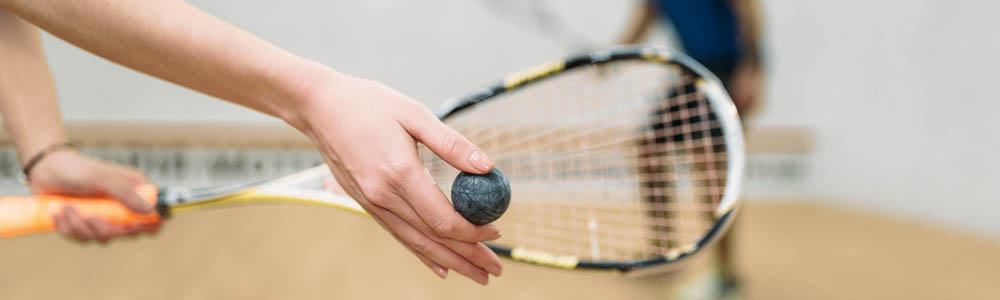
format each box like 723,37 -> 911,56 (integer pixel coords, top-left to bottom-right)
406,115 -> 493,174
99,174 -> 155,214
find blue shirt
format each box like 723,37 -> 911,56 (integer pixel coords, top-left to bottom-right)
657,0 -> 744,66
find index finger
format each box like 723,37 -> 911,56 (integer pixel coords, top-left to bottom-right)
97,175 -> 154,214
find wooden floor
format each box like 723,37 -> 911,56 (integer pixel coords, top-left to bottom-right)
1,202 -> 998,299
736,203 -> 1000,299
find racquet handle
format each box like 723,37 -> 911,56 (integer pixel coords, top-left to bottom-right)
0,185 -> 161,238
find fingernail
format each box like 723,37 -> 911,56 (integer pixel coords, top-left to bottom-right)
475,271 -> 489,285
486,264 -> 503,277
468,151 -> 494,173
434,266 -> 448,279
483,224 -> 501,240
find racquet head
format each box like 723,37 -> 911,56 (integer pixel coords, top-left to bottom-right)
420,46 -> 745,274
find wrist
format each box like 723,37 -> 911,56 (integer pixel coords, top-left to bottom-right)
277,63 -> 355,134
1,112 -> 69,165
18,141 -> 74,184
13,133 -> 68,165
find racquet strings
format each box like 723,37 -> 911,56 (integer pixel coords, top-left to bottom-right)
419,60 -> 730,262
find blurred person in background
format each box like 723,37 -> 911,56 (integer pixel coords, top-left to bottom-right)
621,0 -> 764,117
0,1 -> 501,285
620,0 -> 765,297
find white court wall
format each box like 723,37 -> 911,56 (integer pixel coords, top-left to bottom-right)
757,0 -> 1000,237
42,0 -> 631,122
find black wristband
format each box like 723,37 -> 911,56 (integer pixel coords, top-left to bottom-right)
18,142 -> 75,184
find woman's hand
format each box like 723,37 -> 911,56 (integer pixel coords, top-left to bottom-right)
28,150 -> 161,243
293,73 -> 503,285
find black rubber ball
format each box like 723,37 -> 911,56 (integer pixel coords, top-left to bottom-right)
451,168 -> 511,225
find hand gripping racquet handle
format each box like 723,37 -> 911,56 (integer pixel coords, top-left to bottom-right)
0,185 -> 162,238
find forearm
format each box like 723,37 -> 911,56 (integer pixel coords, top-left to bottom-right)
0,0 -> 336,129
0,11 -> 68,164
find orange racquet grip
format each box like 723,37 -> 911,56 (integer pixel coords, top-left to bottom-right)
0,185 -> 161,238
